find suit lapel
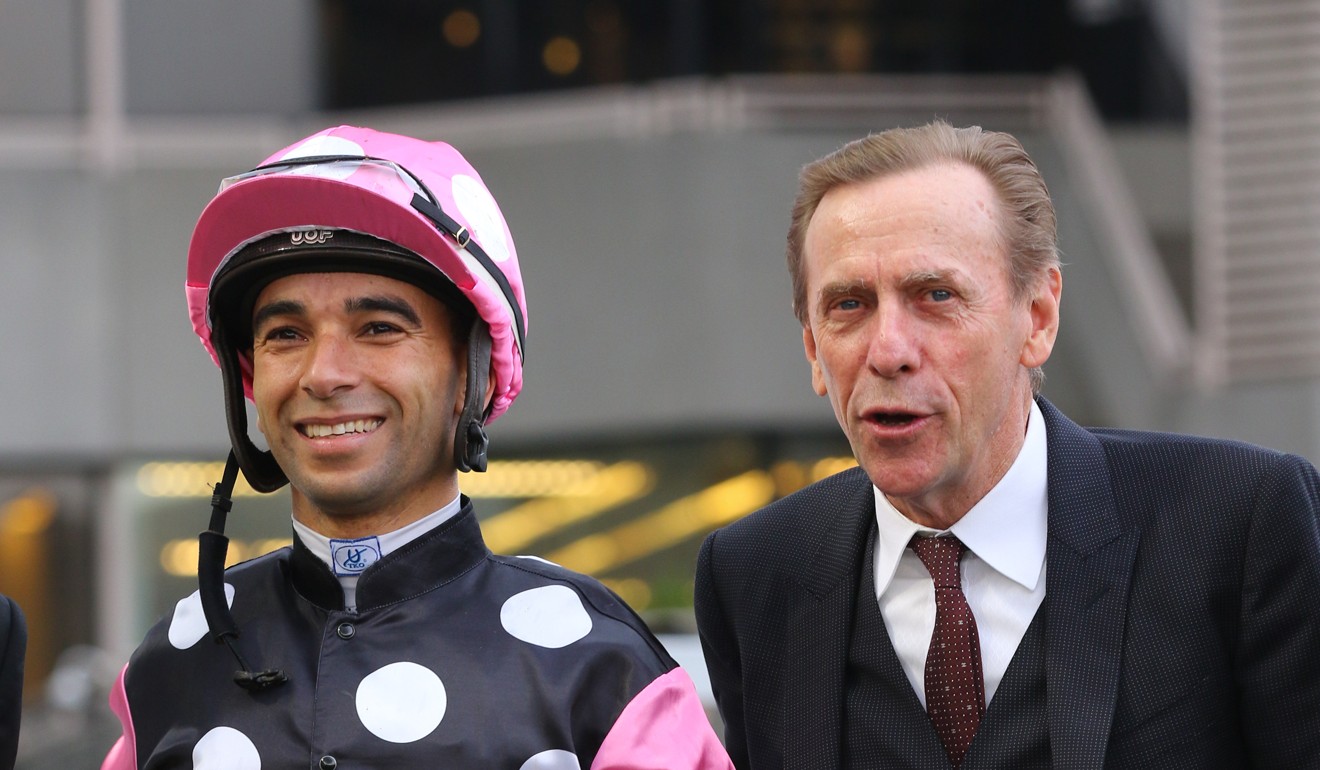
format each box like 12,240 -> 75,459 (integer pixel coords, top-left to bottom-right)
782,473 -> 875,769
1038,399 -> 1140,770
775,401 -> 1140,768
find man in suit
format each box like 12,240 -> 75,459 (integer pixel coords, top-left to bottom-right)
694,121 -> 1320,768
0,594 -> 25,770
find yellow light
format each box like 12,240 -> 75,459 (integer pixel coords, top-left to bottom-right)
136,462 -> 277,498
545,470 -> 775,575
770,460 -> 808,496
0,489 -> 55,689
551,533 -> 619,575
0,490 -> 56,535
480,462 -> 652,553
601,578 -> 652,611
811,456 -> 857,481
160,539 -> 199,577
139,459 -> 615,499
443,9 -> 481,48
542,36 -> 581,76
460,459 -> 612,498
159,537 -> 293,577
251,538 -> 293,558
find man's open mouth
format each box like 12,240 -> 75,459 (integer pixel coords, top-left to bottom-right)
869,412 -> 920,427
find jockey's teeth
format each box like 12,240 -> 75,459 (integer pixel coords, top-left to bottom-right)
303,419 -> 381,438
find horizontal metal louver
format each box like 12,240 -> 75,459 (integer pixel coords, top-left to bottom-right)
1196,0 -> 1320,384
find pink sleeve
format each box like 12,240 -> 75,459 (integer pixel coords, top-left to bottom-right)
591,667 -> 734,770
100,664 -> 137,770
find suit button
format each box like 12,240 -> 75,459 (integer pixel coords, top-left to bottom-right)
319,756 -> 337,769
336,622 -> 355,640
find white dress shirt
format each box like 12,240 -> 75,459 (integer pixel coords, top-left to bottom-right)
292,494 -> 464,611
872,399 -> 1048,707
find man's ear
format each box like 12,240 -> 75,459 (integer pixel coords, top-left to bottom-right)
803,324 -> 828,397
1020,266 -> 1062,370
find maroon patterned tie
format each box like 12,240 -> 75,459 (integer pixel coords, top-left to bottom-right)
911,535 -> 985,767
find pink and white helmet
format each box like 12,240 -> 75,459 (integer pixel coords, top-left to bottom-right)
186,126 -> 528,490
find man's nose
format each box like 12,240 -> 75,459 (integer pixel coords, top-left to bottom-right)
300,334 -> 360,398
866,306 -> 918,378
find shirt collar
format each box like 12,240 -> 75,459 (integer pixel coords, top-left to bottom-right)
289,496 -> 488,611
292,494 -> 465,569
873,399 -> 1049,593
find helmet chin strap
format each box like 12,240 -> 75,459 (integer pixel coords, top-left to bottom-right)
214,322 -> 289,493
197,451 -> 288,691
455,319 -> 493,473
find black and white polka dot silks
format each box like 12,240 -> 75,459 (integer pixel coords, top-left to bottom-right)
105,503 -> 732,769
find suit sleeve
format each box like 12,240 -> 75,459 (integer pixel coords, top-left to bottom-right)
1236,452 -> 1320,765
694,532 -> 750,770
0,595 -> 25,770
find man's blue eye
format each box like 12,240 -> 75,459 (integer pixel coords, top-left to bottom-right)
930,289 -> 953,302
837,299 -> 861,311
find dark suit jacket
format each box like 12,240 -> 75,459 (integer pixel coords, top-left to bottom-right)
695,398 -> 1320,769
0,595 -> 25,770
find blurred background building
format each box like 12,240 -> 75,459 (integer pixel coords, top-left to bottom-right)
1,0 -> 1315,763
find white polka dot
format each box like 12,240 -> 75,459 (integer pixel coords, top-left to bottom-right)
451,174 -> 512,262
356,662 -> 447,743
500,585 -> 592,649
192,726 -> 260,770
168,584 -> 235,650
520,749 -> 581,769
277,135 -> 365,183
280,134 -> 363,161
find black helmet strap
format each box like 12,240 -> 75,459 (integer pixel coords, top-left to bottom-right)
214,320 -> 289,494
198,451 -> 288,691
409,192 -> 525,363
455,319 -> 492,473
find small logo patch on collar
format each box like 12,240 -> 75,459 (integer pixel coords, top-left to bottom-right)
330,536 -> 382,576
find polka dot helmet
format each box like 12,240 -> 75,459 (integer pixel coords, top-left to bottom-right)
186,126 -> 528,491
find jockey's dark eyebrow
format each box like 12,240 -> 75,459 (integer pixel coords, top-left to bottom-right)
346,294 -> 423,327
251,299 -> 304,334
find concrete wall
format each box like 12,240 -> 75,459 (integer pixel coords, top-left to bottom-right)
0,0 -> 316,116
0,0 -> 81,114
123,0 -> 317,115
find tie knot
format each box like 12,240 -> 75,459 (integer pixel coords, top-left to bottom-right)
910,535 -> 966,587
